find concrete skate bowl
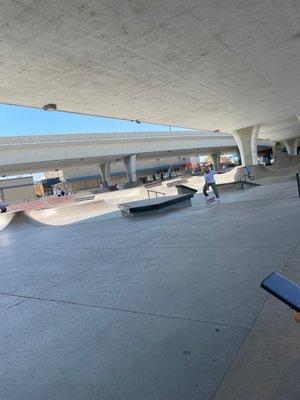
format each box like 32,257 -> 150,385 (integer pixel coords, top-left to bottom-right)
0,200 -> 118,232
0,198 -> 120,232
0,187 -> 155,231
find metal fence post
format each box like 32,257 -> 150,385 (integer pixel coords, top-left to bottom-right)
297,173 -> 300,198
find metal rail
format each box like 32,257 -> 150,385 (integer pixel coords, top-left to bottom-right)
147,189 -> 166,199
238,174 -> 255,182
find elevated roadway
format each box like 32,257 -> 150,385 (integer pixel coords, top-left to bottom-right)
0,131 -> 274,176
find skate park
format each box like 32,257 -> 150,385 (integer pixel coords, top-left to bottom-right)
1,0 -> 300,399
1,154 -> 300,399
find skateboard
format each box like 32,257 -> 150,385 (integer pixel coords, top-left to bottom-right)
205,196 -> 215,203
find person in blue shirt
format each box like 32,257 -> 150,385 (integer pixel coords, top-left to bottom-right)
203,164 -> 220,202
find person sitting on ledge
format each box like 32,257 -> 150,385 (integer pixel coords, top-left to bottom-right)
293,311 -> 300,324
0,196 -> 7,213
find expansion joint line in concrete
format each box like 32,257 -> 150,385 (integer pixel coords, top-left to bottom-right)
282,240 -> 300,270
35,247 -> 134,298
0,291 -> 249,331
0,228 -> 189,315
210,294 -> 269,399
37,220 -> 189,297
0,296 -> 29,315
210,239 -> 300,399
0,246 -> 133,315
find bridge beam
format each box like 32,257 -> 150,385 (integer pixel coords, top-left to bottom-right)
233,125 -> 260,166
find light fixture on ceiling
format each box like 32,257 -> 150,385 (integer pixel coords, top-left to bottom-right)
43,103 -> 57,111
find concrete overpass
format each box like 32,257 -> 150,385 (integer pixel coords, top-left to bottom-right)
1,0 -> 300,166
0,131 -> 273,184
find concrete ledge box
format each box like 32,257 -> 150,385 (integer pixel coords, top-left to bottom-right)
118,194 -> 193,218
176,184 -> 198,195
217,181 -> 261,192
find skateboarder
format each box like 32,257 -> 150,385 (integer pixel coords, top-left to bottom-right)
203,164 -> 220,203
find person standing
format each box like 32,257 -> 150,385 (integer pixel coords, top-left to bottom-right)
0,196 -> 7,213
203,164 -> 220,202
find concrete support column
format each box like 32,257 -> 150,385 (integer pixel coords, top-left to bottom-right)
296,138 -> 300,155
123,154 -> 137,183
98,162 -> 111,187
233,125 -> 260,166
210,153 -> 221,169
284,138 -> 299,156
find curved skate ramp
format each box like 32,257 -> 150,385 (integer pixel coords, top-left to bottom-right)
0,212 -> 16,231
0,199 -> 114,231
26,199 -> 117,226
0,200 -> 119,232
0,186 -> 164,231
0,210 -> 47,233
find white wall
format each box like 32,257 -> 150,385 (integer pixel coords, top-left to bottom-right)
0,176 -> 35,202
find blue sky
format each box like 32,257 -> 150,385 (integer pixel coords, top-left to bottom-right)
0,104 -> 188,136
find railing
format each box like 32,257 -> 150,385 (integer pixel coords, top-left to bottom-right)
147,189 -> 166,199
238,174 -> 255,182
0,130 -> 234,146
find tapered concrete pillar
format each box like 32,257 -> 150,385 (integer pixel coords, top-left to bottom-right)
233,125 -> 260,166
296,138 -> 300,155
284,138 -> 299,156
123,154 -> 137,183
98,162 -> 111,187
210,153 -> 221,169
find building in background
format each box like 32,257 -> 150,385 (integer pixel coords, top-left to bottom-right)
44,170 -> 64,180
0,176 -> 35,203
40,177 -> 62,196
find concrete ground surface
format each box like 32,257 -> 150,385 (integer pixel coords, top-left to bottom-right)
0,178 -> 299,400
